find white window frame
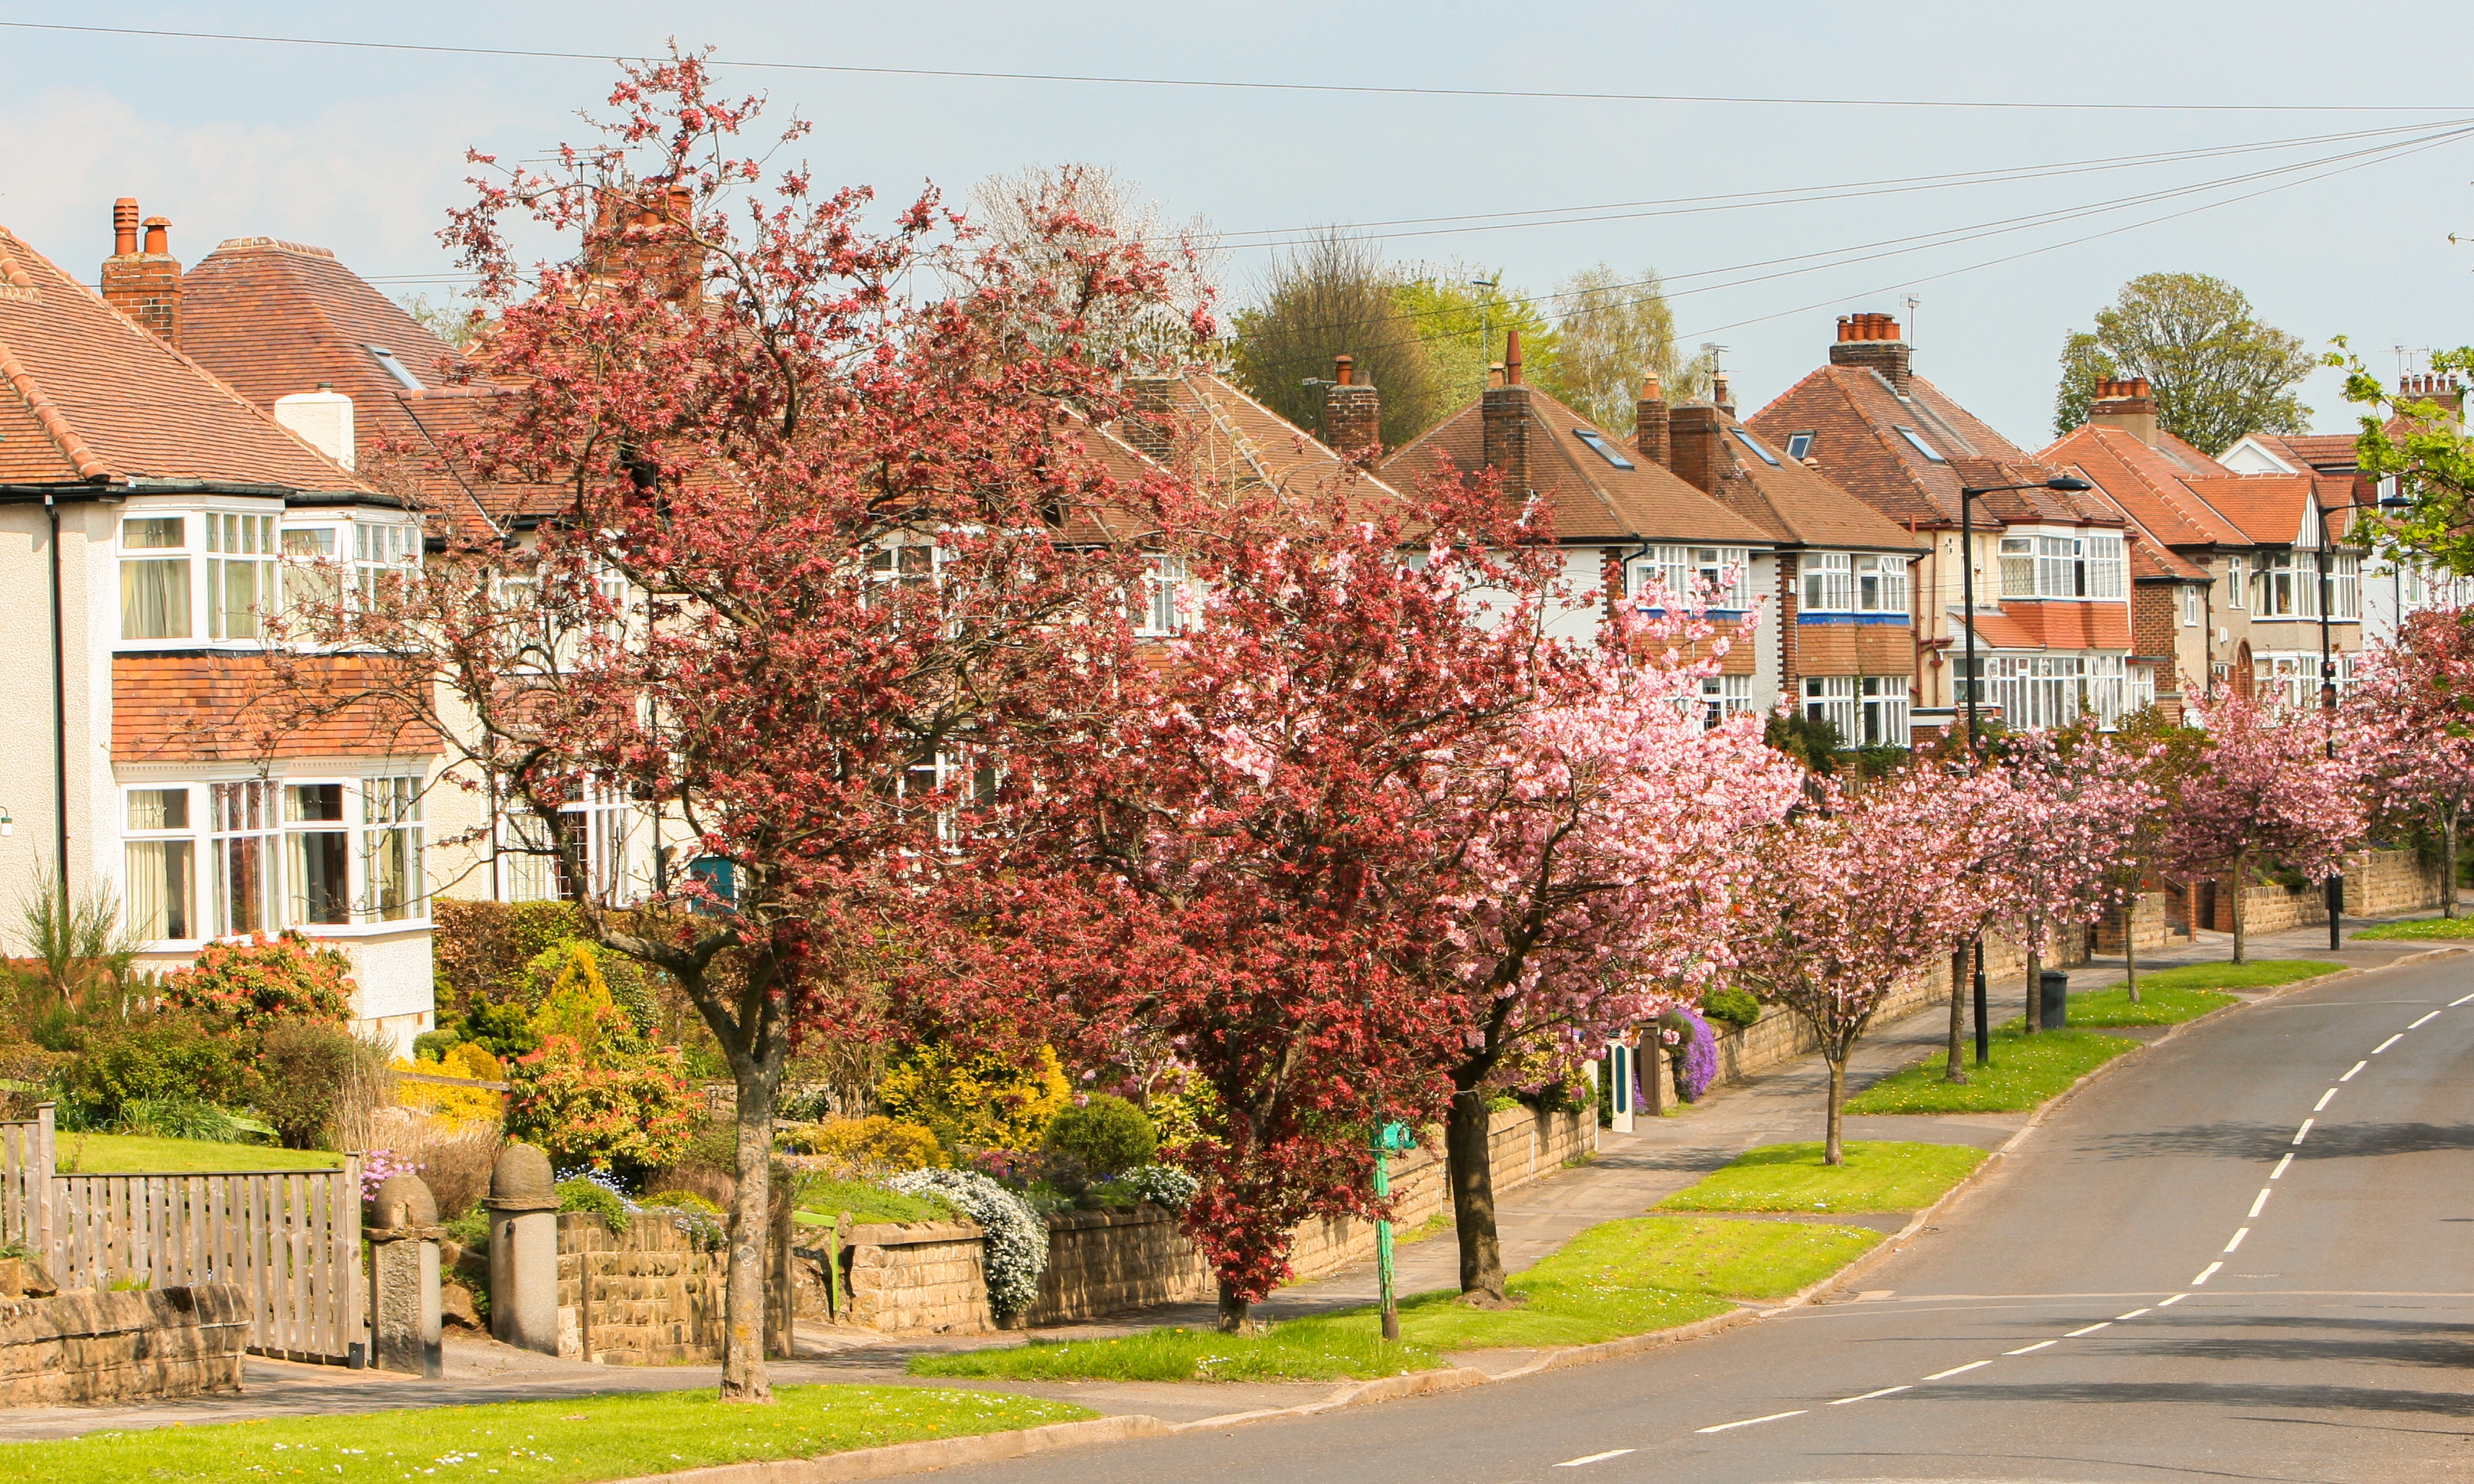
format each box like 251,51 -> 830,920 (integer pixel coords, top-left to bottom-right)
1697,674 -> 1753,731
122,785 -> 198,944
1982,653 -> 2131,731
499,781 -> 635,906
120,772 -> 428,948
1801,675 -> 1910,747
2183,586 -> 2200,627
117,505 -> 286,649
1132,553 -> 1187,637
1632,546 -> 1752,610
1997,529 -> 2124,601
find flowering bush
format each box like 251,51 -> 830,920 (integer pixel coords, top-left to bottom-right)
1658,1009 -> 1718,1103
640,1190 -> 727,1251
876,1043 -> 1070,1154
1115,1162 -> 1199,1212
886,1167 -> 1049,1319
506,1034 -> 694,1177
360,1148 -> 423,1203
776,1115 -> 945,1174
164,931 -> 353,1028
397,1041 -> 505,1125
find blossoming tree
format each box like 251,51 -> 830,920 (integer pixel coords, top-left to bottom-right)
2167,692 -> 2364,962
2347,608 -> 2474,917
1977,729 -> 2158,1033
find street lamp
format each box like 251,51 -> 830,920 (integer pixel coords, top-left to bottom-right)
2315,485 -> 2415,949
1955,474 -> 2094,1064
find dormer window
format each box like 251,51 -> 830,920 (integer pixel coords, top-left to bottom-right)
1573,428 -> 1634,469
1784,431 -> 1815,461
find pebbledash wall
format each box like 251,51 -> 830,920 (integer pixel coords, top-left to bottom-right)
816,1103 -> 1595,1338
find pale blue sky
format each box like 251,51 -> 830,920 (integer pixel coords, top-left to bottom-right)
2,1 -> 2468,446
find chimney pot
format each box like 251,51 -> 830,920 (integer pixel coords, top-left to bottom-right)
141,216 -> 169,255
2088,373 -> 2160,445
1504,329 -> 1523,387
1635,371 -> 1670,467
1320,353 -> 1382,469
112,198 -> 138,257
1482,336 -> 1533,498
1827,312 -> 1911,392
1487,362 -> 1505,389
1332,353 -> 1354,387
102,206 -> 182,344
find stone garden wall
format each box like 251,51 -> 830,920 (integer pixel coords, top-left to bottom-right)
835,1219 -> 992,1335
0,1280 -> 249,1406
555,1211 -> 726,1364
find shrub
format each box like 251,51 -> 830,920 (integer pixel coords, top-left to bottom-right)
66,1011 -> 259,1121
458,998 -> 539,1061
877,1043 -> 1071,1154
442,1208 -> 490,1250
1657,1007 -> 1718,1103
429,898 -> 586,1017
255,1019 -> 371,1149
1697,986 -> 1762,1030
116,1097 -> 273,1143
505,1034 -> 693,1179
0,1038 -> 64,1120
1042,1095 -> 1156,1179
522,945 -> 646,1064
640,1188 -> 726,1251
886,1167 -> 1048,1318
397,1042 -> 505,1126
779,1115 -> 946,1175
411,1028 -> 462,1062
555,1173 -> 631,1234
163,931 -> 353,1028
522,941 -> 654,1033
1115,1162 -> 1199,1211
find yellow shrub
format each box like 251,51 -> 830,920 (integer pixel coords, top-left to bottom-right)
876,1043 -> 1070,1154
778,1115 -> 946,1175
395,1049 -> 504,1126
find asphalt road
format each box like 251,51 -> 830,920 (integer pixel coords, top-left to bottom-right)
930,952 -> 2474,1483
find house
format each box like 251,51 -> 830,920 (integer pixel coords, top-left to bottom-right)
1747,314 -> 2144,733
0,201 -> 441,1052
2047,379 -> 2365,710
1375,335 -> 1785,725
2221,373 -> 2465,650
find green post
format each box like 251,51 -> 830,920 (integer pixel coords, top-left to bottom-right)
1373,1121 -> 1412,1343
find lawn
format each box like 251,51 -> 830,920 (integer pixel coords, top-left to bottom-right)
52,1133 -> 344,1174
2354,914 -> 2474,940
913,1214 -> 1877,1381
792,1177 -> 957,1229
2053,959 -> 2338,1028
1656,1141 -> 1986,1212
0,1384 -> 1092,1484
1839,1029 -> 2139,1116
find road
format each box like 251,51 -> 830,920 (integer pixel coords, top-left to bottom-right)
930,952 -> 2474,1483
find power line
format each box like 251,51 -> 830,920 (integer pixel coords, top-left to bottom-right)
4,19 -> 2470,114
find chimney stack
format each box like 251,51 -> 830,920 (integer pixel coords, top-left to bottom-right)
587,179 -> 704,303
1634,372 -> 1670,467
2400,371 -> 2466,425
1828,312 -> 1911,394
2087,376 -> 2160,446
1121,376 -> 1176,459
1666,404 -> 1738,496
1481,330 -> 1532,498
1712,371 -> 1735,420
1321,353 -> 1382,468
101,198 -> 182,344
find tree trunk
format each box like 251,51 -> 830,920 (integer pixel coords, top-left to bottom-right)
1446,1087 -> 1509,1304
723,1060 -> 777,1402
2123,902 -> 2141,1004
1944,940 -> 1970,1083
2445,809 -> 2459,920
2230,849 -> 2249,965
1216,1277 -> 1254,1334
2022,935 -> 2043,1037
1823,1055 -> 1846,1167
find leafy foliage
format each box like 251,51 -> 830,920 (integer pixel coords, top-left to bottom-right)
1040,1095 -> 1157,1179
162,931 -> 353,1028
1696,986 -> 1762,1029
876,1044 -> 1070,1156
555,1173 -> 632,1234
506,1034 -> 694,1178
886,1167 -> 1049,1318
1230,228 -> 1450,451
777,1115 -> 946,1174
2053,272 -> 2312,453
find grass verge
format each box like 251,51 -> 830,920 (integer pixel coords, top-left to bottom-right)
791,1177 -> 956,1228
1657,1141 -> 1986,1212
912,1214 -> 1878,1379
0,1384 -> 1092,1483
54,1133 -> 343,1174
2353,914 -> 2474,941
1839,1029 -> 2139,1116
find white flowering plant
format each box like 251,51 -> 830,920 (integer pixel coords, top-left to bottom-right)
886,1167 -> 1049,1318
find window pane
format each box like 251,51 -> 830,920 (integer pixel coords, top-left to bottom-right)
120,559 -> 191,640
127,787 -> 189,831
218,557 -> 262,640
126,839 -> 193,940
123,516 -> 184,549
286,783 -> 345,823
289,829 -> 351,924
363,826 -> 422,922
216,834 -> 270,936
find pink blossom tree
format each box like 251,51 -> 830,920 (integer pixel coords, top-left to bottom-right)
1728,772 -> 1976,1165
1978,730 -> 2159,1033
2346,607 -> 2474,917
2168,692 -> 2365,962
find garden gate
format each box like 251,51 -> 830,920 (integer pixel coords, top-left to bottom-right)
0,1105 -> 364,1363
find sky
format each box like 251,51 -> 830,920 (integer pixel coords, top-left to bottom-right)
1,1 -> 2468,449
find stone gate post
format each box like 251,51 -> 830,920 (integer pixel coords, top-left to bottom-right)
485,1144 -> 560,1355
365,1173 -> 442,1379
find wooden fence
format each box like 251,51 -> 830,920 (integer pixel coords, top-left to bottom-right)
1,1106 -> 364,1364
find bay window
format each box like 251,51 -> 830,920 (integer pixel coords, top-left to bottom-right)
1802,552 -> 1908,614
1981,654 -> 2131,730
211,779 -> 279,937
123,788 -> 194,941
205,513 -> 278,640
121,506 -> 415,647
119,774 -> 426,945
120,516 -> 193,640
1997,530 -> 2125,600
1697,674 -> 1753,731
2260,554 -> 2300,617
500,782 -> 633,904
1133,554 -> 1186,636
1802,676 -> 1909,747
361,777 -> 424,921
285,783 -> 351,925
1632,546 -> 1752,609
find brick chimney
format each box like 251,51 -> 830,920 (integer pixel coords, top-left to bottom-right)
1121,376 -> 1176,459
1321,353 -> 1381,468
2087,376 -> 2159,445
1667,405 -> 1738,495
1481,330 -> 1532,497
586,180 -> 704,303
1634,372 -> 1670,467
101,198 -> 182,343
2399,371 -> 2466,425
1828,312 -> 1911,394
1712,371 -> 1736,420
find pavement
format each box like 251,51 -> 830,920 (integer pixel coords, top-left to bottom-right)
6,910 -> 2464,1472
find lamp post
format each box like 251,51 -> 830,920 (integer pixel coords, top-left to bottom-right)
1956,474 -> 2095,1064
2315,487 -> 2415,948
1370,1120 -> 1413,1343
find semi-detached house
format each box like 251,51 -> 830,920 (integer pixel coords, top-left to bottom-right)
0,204 -> 439,1052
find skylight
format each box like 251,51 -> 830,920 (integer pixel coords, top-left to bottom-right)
1894,425 -> 1947,463
1730,428 -> 1781,467
1573,428 -> 1635,469
366,344 -> 424,392
1784,431 -> 1814,461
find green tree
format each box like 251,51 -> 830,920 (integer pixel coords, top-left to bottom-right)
1229,229 -> 1448,451
1533,262 -> 1703,432
1392,265 -> 1554,411
2053,273 -> 2313,454
2330,340 -> 2474,574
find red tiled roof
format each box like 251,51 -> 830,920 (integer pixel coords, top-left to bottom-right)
1795,624 -> 1914,675
1746,363 -> 2116,531
1704,413 -> 1926,553
1964,603 -> 2133,653
0,229 -> 365,491
2182,474 -> 2315,547
113,654 -> 442,762
1383,389 -> 1771,546
2042,423 -> 2251,549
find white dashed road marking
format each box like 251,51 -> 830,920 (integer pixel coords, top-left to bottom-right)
2193,1261 -> 2224,1285
2452,993 -> 2474,1007
2412,1010 -> 2441,1028
2005,1340 -> 2057,1354
2374,1034 -> 2403,1054
2292,1119 -> 2314,1144
1922,1361 -> 1991,1381
2066,1322 -> 2112,1337
1695,1412 -> 1805,1434
2314,1089 -> 2336,1111
2158,1293 -> 2189,1307
2248,1190 -> 2271,1219
1830,1386 -> 1911,1405
2116,1307 -> 2152,1320
2224,1228 -> 2249,1253
1555,1449 -> 1636,1467
2271,1153 -> 2294,1179
2341,1060 -> 2367,1080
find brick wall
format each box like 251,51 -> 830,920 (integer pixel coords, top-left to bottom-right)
2131,584 -> 2180,666
0,1283 -> 247,1406
555,1211 -> 726,1364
